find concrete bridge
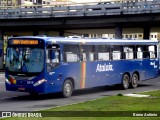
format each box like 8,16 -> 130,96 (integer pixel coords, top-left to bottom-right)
0,0 -> 160,69
0,0 -> 160,39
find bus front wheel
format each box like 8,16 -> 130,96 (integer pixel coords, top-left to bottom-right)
130,73 -> 139,88
62,80 -> 73,98
121,74 -> 130,90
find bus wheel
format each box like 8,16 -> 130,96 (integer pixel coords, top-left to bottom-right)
62,80 -> 73,98
131,73 -> 139,88
121,74 -> 130,90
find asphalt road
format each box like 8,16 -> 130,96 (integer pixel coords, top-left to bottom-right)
0,73 -> 160,112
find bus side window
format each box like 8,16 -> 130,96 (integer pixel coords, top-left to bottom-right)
64,45 -> 80,62
111,45 -> 123,60
148,45 -> 156,58
136,46 -> 143,59
81,45 -> 95,62
82,53 -> 87,61
89,52 -> 94,61
124,46 -> 135,59
96,45 -> 109,61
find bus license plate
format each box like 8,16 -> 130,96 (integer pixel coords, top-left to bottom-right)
18,88 -> 25,91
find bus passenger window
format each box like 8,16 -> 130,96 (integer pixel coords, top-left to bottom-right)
98,53 -> 109,61
137,47 -> 143,59
81,45 -> 95,62
110,45 -> 122,60
112,51 -> 121,60
89,53 -> 94,61
124,46 -> 134,59
96,45 -> 109,61
82,53 -> 87,61
66,53 -> 79,62
148,45 -> 156,58
64,45 -> 80,62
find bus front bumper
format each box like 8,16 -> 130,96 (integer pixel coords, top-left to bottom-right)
5,83 -> 45,93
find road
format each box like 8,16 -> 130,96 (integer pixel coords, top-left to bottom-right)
0,73 -> 160,112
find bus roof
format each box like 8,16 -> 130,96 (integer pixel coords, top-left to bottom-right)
10,36 -> 158,45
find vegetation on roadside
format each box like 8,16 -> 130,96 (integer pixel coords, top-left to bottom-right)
1,90 -> 160,120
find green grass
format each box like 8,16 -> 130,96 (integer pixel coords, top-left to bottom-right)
2,90 -> 160,120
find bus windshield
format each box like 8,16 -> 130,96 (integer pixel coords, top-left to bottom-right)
6,47 -> 44,73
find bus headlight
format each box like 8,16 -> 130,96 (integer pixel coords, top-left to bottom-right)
5,78 -> 11,85
33,79 -> 47,87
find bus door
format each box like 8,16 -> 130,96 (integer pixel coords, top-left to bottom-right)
0,42 -> 3,69
145,45 -> 158,79
46,44 -> 61,92
137,45 -> 158,79
158,42 -> 160,71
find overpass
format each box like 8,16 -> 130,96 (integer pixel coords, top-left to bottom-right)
0,0 -> 160,39
0,0 -> 160,69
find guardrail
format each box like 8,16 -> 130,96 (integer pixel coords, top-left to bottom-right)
0,1 -> 160,19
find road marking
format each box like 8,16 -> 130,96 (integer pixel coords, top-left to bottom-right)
1,97 -> 12,100
142,83 -> 150,84
1,96 -> 18,100
124,93 -> 150,98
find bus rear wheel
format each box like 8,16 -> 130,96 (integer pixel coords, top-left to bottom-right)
130,73 -> 139,88
62,80 -> 73,98
121,74 -> 130,90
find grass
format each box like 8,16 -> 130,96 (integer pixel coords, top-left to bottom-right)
1,90 -> 160,120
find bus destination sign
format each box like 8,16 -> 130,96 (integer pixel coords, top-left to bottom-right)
12,40 -> 38,45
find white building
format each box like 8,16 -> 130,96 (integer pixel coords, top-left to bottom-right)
150,32 -> 160,41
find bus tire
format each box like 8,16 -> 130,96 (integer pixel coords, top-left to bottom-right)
121,74 -> 130,90
62,80 -> 73,98
130,73 -> 139,88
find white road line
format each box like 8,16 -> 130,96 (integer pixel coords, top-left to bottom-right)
1,97 -> 13,100
1,96 -> 20,100
142,83 -> 150,84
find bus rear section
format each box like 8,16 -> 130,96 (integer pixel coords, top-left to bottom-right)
59,42 -> 159,92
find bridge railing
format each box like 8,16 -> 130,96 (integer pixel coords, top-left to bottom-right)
0,1 -> 160,19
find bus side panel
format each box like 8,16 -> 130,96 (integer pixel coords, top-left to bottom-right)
143,59 -> 159,80
45,63 -> 82,93
84,60 -> 146,88
85,61 -> 120,87
84,61 -> 127,88
44,59 -> 159,93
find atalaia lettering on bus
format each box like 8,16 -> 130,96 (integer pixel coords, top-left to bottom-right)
96,63 -> 114,72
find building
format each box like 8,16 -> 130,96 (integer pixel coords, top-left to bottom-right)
150,32 -> 160,41
0,0 -> 155,8
0,0 -> 18,8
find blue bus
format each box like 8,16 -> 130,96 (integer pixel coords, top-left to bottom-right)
5,36 -> 159,97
